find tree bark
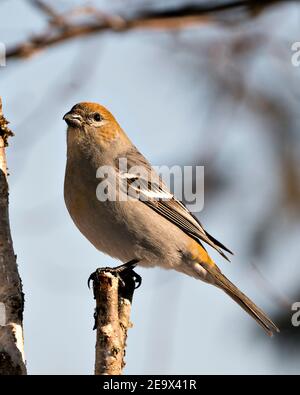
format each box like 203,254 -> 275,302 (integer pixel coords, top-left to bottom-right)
91,268 -> 137,375
0,98 -> 26,375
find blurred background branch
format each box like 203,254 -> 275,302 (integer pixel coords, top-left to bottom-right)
6,0 -> 299,59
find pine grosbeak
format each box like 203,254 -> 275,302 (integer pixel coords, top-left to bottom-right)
63,102 -> 279,336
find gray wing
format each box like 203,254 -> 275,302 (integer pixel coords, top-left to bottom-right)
116,146 -> 233,261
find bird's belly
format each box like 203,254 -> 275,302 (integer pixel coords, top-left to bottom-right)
65,194 -> 135,262
64,183 -> 189,269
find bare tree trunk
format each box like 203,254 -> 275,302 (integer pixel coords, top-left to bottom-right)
91,267 -> 138,375
0,98 -> 26,375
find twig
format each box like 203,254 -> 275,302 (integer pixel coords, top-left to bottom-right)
0,98 -> 26,375
6,0 -> 293,60
28,0 -> 66,26
91,267 -> 138,375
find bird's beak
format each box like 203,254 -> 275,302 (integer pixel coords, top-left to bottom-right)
63,111 -> 83,127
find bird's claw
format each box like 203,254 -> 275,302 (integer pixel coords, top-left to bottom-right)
88,267 -> 106,289
88,259 -> 141,289
130,271 -> 142,289
116,260 -> 142,289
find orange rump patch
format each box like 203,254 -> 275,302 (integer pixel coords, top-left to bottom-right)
188,239 -> 215,265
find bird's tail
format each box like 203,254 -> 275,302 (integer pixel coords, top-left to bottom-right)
200,263 -> 280,336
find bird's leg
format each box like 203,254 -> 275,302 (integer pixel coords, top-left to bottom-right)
88,259 -> 141,289
114,259 -> 142,289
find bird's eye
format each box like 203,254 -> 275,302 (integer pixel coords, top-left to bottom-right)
93,113 -> 102,122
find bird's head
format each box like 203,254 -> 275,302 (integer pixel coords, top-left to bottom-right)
63,102 -> 126,149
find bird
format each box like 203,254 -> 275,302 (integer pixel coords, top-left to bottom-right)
63,101 -> 279,336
